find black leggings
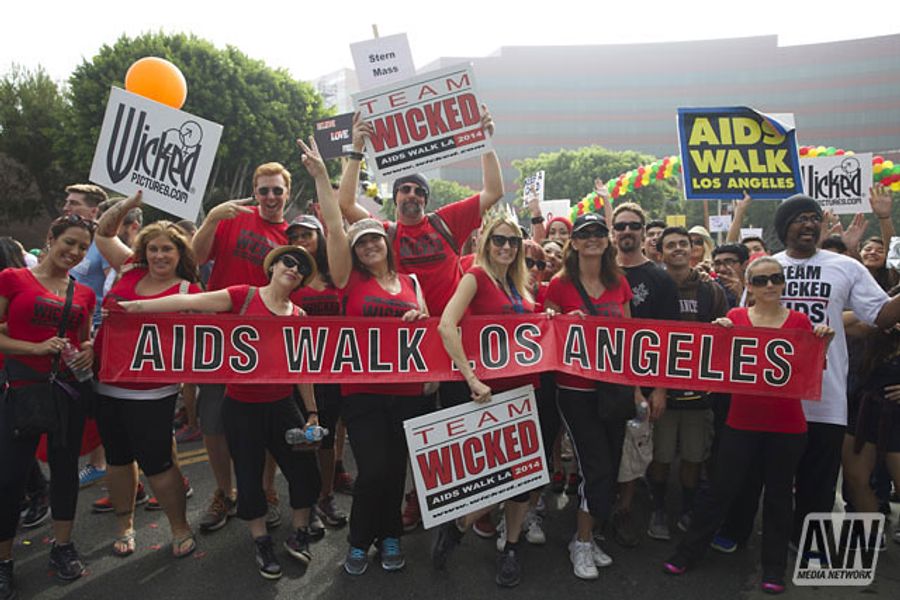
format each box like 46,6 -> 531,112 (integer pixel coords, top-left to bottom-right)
222,396 -> 321,521
95,393 -> 177,476
0,388 -> 86,540
313,384 -> 342,450
342,393 -> 428,548
677,426 -> 806,579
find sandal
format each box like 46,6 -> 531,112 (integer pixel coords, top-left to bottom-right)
113,530 -> 136,557
172,531 -> 196,559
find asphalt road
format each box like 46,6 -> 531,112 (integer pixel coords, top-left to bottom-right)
12,439 -> 900,600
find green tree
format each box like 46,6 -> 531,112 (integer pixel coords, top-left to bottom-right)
512,146 -> 684,222
61,32 -> 330,220
0,65 -> 75,224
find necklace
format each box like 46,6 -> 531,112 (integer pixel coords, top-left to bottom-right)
30,267 -> 67,297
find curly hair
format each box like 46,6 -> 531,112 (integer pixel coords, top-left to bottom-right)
130,221 -> 199,283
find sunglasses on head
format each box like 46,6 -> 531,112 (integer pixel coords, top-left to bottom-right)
489,234 -> 522,248
277,254 -> 312,276
398,184 -> 427,198
58,214 -> 97,232
525,257 -> 546,270
572,227 -> 608,240
612,222 -> 643,232
749,273 -> 785,287
257,186 -> 285,197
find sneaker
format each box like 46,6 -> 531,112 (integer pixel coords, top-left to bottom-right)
344,546 -> 368,576
568,538 -> 599,580
524,510 -> 546,545
495,546 -> 521,587
21,495 -> 49,529
308,510 -> 326,541
677,512 -> 692,533
174,424 -> 202,444
93,482 -> 149,513
590,538 -> 613,567
495,516 -> 507,552
609,510 -> 640,548
265,492 -> 282,530
48,542 -> 86,581
473,512 -> 496,539
0,560 -> 15,600
662,554 -> 689,575
551,471 -> 566,494
648,510 -> 671,541
432,520 -> 464,570
199,489 -> 234,532
316,495 -> 348,528
761,576 -> 786,594
284,528 -> 313,564
379,537 -> 405,571
710,534 -> 738,553
535,494 -> 547,515
147,476 -> 193,511
565,473 -> 581,496
78,464 -> 106,488
402,491 -> 421,532
254,535 -> 282,580
334,469 -> 355,495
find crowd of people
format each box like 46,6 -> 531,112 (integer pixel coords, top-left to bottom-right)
1,108 -> 899,599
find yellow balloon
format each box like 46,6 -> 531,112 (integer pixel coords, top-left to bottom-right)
874,164 -> 884,174
883,160 -> 894,170
891,182 -> 900,192
125,57 -> 188,109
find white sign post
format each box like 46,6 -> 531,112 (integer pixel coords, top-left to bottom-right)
800,154 -> 873,215
350,33 -> 416,91
89,87 -> 222,222
404,385 -> 548,529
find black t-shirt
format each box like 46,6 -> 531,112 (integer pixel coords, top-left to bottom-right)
622,261 -> 680,321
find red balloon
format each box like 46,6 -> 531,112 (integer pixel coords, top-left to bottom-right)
835,149 -> 845,155
873,156 -> 885,164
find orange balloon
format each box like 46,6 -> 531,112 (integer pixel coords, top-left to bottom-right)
125,57 -> 187,109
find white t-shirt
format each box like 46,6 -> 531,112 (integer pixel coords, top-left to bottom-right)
774,250 -> 889,425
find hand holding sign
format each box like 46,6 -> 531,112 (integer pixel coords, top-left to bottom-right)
480,104 -> 495,137
468,378 -> 492,404
351,113 -> 374,153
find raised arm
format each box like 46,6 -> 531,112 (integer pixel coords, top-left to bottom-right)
477,106 -> 504,213
870,185 -> 896,245
726,192 -> 751,243
192,198 -> 255,265
305,137 -> 353,289
337,113 -> 374,225
96,192 -> 141,271
437,273 -> 490,403
119,289 -> 233,314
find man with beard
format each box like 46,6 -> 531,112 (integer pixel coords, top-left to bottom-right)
607,202 -> 680,547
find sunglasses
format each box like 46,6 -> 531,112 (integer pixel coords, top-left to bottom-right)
278,254 -> 312,276
525,257 -> 546,270
257,186 -> 285,197
290,229 -> 316,241
612,222 -> 643,232
398,184 -> 427,198
690,237 -> 706,247
749,273 -> 785,287
489,234 -> 522,248
56,214 -> 97,232
572,227 -> 608,240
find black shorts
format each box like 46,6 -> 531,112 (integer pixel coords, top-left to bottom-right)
96,393 -> 177,476
847,398 -> 900,453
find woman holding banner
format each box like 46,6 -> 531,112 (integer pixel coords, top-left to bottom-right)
302,136 -> 429,576
93,192 -> 201,559
664,257 -> 833,594
543,212 -> 631,580
430,215 -> 540,587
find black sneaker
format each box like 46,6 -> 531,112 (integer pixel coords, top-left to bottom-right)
0,560 -> 15,600
284,528 -> 313,565
21,495 -> 49,529
48,542 -> 86,581
254,535 -> 282,580
495,546 -> 521,587
431,521 -> 464,570
308,510 -> 326,541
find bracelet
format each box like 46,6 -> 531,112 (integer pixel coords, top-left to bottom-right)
530,215 -> 545,225
306,410 -> 318,416
345,151 -> 364,161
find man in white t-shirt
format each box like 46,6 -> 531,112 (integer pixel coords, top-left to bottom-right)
771,194 -> 900,545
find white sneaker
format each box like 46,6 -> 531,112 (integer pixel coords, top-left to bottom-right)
496,516 -> 507,552
591,538 -> 613,567
525,510 -> 546,545
535,494 -> 547,516
568,537 -> 599,580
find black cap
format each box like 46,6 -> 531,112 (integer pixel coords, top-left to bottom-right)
572,212 -> 609,233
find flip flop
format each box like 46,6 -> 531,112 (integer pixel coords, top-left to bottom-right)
113,530 -> 136,557
172,531 -> 196,559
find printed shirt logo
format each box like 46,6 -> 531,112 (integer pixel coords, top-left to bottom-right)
31,297 -> 85,330
398,232 -> 448,268
782,264 -> 831,325
233,229 -> 278,266
631,282 -> 649,307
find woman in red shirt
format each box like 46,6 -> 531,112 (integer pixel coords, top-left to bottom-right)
544,212 -> 632,581
0,216 -> 97,590
94,193 -> 202,559
304,136 -> 428,576
664,257 -> 834,594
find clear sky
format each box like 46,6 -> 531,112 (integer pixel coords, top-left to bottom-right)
4,1 -> 898,83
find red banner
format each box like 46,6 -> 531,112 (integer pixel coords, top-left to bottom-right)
98,313 -> 826,399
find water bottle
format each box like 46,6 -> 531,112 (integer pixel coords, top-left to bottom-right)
61,342 -> 93,383
628,401 -> 649,429
285,425 -> 329,445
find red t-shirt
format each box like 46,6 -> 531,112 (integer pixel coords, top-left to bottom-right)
725,307 -> 810,434
466,266 -> 538,392
290,283 -> 341,316
340,270 -> 424,397
206,207 -> 288,291
0,268 -> 95,383
546,274 -> 633,391
386,194 -> 482,315
224,285 -> 300,403
534,282 -> 549,313
96,265 -> 202,390
459,254 -> 475,273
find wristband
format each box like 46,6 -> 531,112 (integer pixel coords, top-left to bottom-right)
306,410 -> 318,415
530,215 -> 545,225
345,151 -> 364,161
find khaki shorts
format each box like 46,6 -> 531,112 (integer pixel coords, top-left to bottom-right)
652,408 -> 712,464
618,420 -> 653,483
